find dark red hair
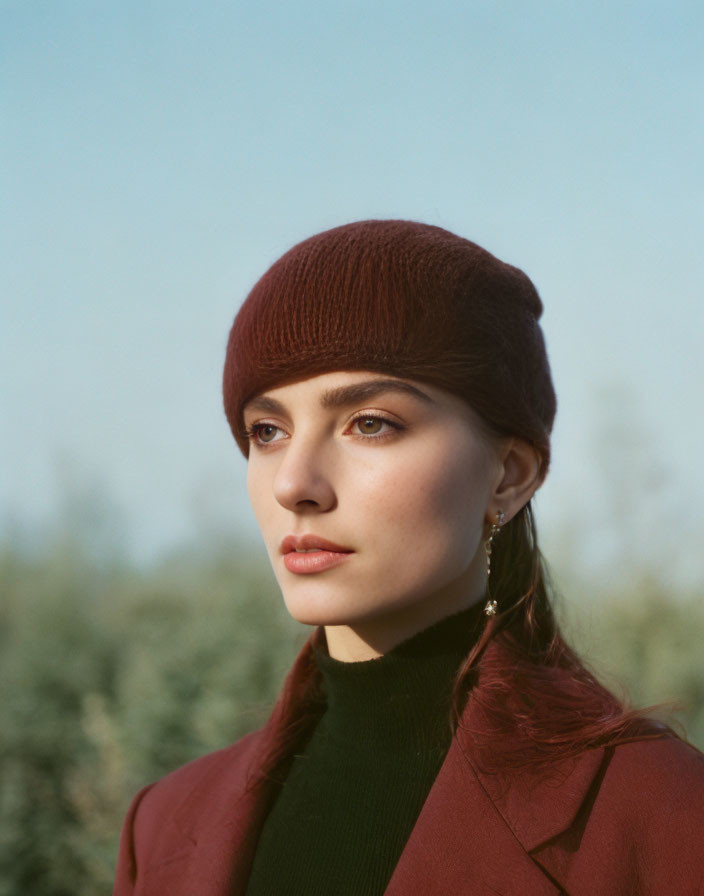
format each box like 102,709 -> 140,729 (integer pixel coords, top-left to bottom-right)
450,503 -> 666,772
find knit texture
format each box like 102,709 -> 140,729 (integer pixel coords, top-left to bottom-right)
244,604 -> 485,896
223,220 -> 556,474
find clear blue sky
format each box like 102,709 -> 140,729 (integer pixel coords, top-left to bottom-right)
2,0 -> 702,581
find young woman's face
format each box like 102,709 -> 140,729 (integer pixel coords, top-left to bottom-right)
243,370 -> 503,660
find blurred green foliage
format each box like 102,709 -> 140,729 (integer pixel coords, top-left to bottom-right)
0,534 -> 702,896
0,536 -> 301,896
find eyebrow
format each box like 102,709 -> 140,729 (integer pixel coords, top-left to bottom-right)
243,378 -> 434,417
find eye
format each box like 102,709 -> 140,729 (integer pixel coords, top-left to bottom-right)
245,423 -> 286,446
355,417 -> 385,435
349,414 -> 402,439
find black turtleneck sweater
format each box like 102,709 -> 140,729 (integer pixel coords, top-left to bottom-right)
245,604 -> 483,896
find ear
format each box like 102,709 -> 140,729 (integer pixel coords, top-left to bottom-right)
486,438 -> 543,524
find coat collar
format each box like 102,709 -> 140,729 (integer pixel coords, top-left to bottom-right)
143,633 -> 607,895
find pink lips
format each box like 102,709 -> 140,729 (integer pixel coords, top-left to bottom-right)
280,534 -> 353,575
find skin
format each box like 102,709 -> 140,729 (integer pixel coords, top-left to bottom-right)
244,370 -> 540,662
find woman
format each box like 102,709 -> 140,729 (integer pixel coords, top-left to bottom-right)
114,220 -> 704,895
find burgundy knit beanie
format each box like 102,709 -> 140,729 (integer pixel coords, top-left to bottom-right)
223,220 -> 556,473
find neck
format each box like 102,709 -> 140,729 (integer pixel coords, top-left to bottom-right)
324,581 -> 487,662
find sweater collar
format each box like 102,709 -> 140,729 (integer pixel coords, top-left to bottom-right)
312,603 -> 485,751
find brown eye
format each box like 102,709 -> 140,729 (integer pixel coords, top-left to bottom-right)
246,423 -> 284,445
346,414 -> 403,440
257,424 -> 280,443
356,417 -> 384,435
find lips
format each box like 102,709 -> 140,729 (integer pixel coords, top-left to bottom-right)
280,534 -> 353,575
280,534 -> 353,555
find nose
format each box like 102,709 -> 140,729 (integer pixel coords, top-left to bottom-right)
272,436 -> 337,514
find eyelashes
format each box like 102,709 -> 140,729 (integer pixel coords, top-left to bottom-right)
243,413 -> 405,448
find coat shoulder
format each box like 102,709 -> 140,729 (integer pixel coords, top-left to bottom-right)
533,736 -> 704,895
603,734 -> 704,824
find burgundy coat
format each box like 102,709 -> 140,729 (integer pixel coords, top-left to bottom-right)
114,636 -> 704,896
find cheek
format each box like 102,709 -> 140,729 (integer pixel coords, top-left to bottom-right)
246,465 -> 275,537
350,441 -> 492,555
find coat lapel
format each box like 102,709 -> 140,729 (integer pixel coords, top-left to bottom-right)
173,778 -> 274,896
134,728 -> 280,896
386,738 -> 562,895
385,681 -> 607,895
471,742 -> 607,854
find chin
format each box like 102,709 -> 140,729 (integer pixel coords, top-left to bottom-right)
278,581 -> 425,630
280,593 -> 364,628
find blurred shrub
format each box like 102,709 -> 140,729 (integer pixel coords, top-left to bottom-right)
0,536 -> 702,896
0,538 -> 301,896
559,575 -> 704,747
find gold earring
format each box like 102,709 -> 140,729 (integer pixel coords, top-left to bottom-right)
484,510 -> 506,617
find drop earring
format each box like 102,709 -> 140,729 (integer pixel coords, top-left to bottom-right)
484,509 -> 506,617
